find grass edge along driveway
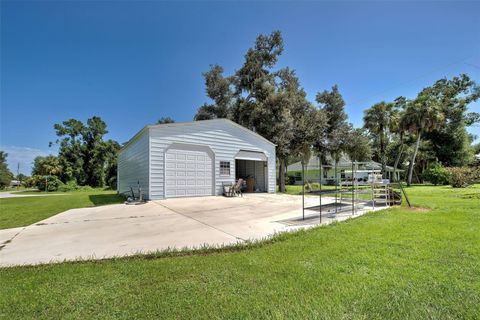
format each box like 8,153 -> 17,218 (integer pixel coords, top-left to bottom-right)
0,185 -> 479,319
0,190 -> 124,229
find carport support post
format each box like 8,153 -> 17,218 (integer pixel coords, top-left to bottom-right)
351,162 -> 354,216
335,161 -> 338,215
302,161 -> 305,220
319,156 -> 322,224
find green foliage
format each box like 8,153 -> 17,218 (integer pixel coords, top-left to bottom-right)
345,128 -> 372,162
32,155 -> 62,176
473,142 -> 480,155
194,31 -> 314,192
194,65 -> 232,120
0,151 -> 14,189
286,174 -> 296,185
36,175 -> 64,192
57,180 -> 79,192
194,32 -> 479,191
52,116 -> 120,187
402,94 -> 445,185
421,162 -> 448,185
363,101 -> 398,174
446,167 -> 480,188
157,117 -> 175,124
423,74 -> 480,166
315,85 -> 351,161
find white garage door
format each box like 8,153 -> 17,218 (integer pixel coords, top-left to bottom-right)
165,148 -> 213,198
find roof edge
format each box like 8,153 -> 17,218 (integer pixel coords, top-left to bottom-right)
119,126 -> 149,152
147,118 -> 276,147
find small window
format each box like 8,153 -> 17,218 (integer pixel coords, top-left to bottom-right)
220,161 -> 230,176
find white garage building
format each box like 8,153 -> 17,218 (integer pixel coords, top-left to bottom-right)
117,119 -> 276,200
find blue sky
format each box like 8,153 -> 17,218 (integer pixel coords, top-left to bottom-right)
1,1 -> 479,174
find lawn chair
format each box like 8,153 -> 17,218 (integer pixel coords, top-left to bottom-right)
232,178 -> 244,197
223,179 -> 244,197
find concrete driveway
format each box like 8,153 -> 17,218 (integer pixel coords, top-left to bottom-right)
0,194 -> 378,266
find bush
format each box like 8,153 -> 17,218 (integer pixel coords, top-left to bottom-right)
286,174 -> 296,185
446,167 -> 479,188
36,175 -> 63,192
422,162 -> 449,185
107,176 -> 117,189
57,180 -> 79,192
77,185 -> 94,191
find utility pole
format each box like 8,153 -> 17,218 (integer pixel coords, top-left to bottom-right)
17,163 -> 20,190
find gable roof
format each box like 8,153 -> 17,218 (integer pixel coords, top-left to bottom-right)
121,118 -> 276,151
147,118 -> 276,146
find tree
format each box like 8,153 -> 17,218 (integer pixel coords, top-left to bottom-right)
103,139 -> 121,189
390,97 -> 408,179
32,155 -> 62,176
52,116 -> 120,187
194,31 -> 300,192
157,117 -> 175,124
345,128 -> 372,162
16,173 -> 27,186
0,151 -> 14,189
423,74 -> 480,166
279,69 -> 325,191
194,65 -> 233,120
402,94 -> 445,185
315,85 -> 350,163
363,101 -> 398,176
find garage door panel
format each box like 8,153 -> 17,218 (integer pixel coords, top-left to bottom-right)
165,148 -> 213,198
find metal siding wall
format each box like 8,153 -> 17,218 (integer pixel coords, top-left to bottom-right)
149,120 -> 276,199
117,131 -> 150,198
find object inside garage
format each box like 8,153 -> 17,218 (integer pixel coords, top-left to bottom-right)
235,150 -> 267,192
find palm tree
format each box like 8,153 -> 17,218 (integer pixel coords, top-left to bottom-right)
402,95 -> 445,185
363,102 -> 397,177
390,97 -> 408,181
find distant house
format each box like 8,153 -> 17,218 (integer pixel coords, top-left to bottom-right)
118,119 -> 276,200
9,180 -> 22,187
287,156 -> 403,184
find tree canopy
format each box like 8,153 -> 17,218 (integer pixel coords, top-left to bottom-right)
0,151 -> 14,189
157,117 -> 175,124
51,116 -> 120,187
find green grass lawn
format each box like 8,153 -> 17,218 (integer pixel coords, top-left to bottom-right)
1,185 -> 479,319
277,184 -> 338,195
0,190 -> 124,229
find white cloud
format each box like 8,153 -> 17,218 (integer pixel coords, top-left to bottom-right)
1,146 -> 53,175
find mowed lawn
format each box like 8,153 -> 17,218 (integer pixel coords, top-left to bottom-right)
0,190 -> 124,229
1,186 -> 479,319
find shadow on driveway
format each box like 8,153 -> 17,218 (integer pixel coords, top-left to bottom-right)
88,194 -> 124,206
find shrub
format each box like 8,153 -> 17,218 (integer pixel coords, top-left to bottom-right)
446,167 -> 479,188
286,174 -> 296,185
57,180 -> 79,192
22,176 -> 34,188
422,162 -> 449,185
36,175 -> 63,192
107,176 -> 117,189
77,185 -> 94,191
